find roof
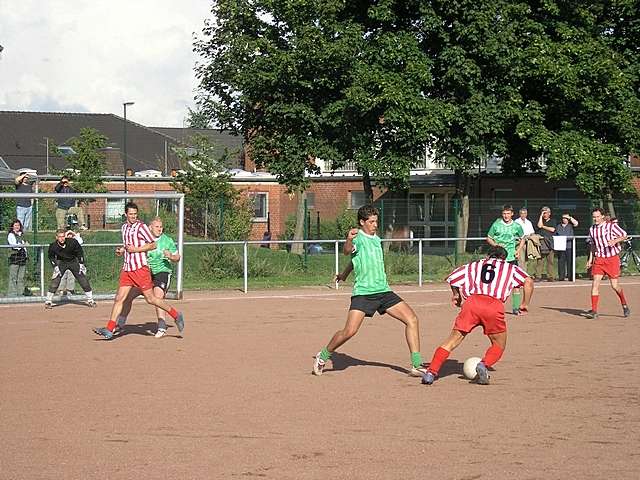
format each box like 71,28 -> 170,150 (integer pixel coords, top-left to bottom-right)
0,111 -> 243,175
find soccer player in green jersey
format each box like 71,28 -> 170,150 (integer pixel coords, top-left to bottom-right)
116,217 -> 181,338
313,205 -> 427,377
487,205 -> 526,315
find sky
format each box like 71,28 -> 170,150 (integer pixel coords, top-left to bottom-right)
0,0 -> 213,127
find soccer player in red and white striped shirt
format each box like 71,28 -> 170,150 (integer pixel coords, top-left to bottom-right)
421,246 -> 534,385
585,207 -> 630,319
93,202 -> 184,339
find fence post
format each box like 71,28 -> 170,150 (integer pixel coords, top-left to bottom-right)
334,240 -> 339,289
571,237 -> 576,282
176,195 -> 185,299
453,198 -> 459,266
418,239 -> 423,287
243,240 -> 248,293
39,246 -> 45,296
303,198 -> 308,269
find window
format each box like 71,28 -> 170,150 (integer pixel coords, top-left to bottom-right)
350,191 -> 367,209
493,189 -> 513,206
556,188 -> 578,209
249,192 -> 268,221
306,192 -> 316,209
106,197 -> 125,223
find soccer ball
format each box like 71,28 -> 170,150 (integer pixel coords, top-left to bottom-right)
463,357 -> 482,380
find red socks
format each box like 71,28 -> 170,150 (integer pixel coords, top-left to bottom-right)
168,307 -> 179,320
106,320 -> 116,332
591,295 -> 599,312
482,345 -> 504,368
428,347 -> 450,375
616,289 -> 627,305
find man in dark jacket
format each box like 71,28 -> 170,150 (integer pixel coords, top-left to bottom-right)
45,229 -> 96,308
54,176 -> 87,230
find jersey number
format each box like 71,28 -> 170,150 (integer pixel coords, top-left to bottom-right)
480,264 -> 496,284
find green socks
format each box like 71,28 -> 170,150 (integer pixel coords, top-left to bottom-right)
512,291 -> 521,310
411,352 -> 423,368
319,347 -> 331,362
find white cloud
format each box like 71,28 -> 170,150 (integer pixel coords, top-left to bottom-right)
0,0 -> 212,127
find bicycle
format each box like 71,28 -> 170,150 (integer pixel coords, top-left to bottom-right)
620,237 -> 640,272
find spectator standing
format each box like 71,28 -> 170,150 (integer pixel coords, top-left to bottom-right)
7,219 -> 28,296
54,176 -> 87,230
57,230 -> 84,296
555,213 -> 579,281
14,171 -> 33,231
45,229 -> 96,308
514,207 -> 535,270
535,206 -> 556,281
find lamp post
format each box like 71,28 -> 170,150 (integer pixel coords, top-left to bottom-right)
123,101 -> 135,193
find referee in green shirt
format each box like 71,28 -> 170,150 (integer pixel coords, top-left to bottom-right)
487,204 -> 526,315
116,217 -> 181,338
313,205 -> 427,377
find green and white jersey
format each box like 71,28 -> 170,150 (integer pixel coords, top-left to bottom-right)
147,233 -> 178,274
487,219 -> 524,261
351,230 -> 390,296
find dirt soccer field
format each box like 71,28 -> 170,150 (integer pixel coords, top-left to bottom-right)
1,279 -> 639,479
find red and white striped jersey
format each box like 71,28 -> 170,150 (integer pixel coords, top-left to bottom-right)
121,221 -> 155,271
589,221 -> 627,258
446,258 -> 528,303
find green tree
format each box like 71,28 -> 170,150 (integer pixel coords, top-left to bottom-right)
194,0 -> 440,200
171,134 -> 251,240
57,128 -> 108,193
185,107 -> 212,129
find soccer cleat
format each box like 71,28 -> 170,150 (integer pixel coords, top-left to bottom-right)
312,352 -> 326,376
87,299 -> 97,308
175,312 -> 185,333
623,305 -> 631,318
512,308 -> 520,315
585,310 -> 599,319
409,365 -> 428,377
44,301 -> 53,309
93,327 -> 114,340
154,328 -> 167,339
421,371 -> 437,385
475,361 -> 490,385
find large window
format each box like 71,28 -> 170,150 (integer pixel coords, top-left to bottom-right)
249,192 -> 268,221
350,191 -> 367,209
306,192 -> 316,209
556,188 -> 578,209
493,189 -> 513,206
106,196 -> 125,223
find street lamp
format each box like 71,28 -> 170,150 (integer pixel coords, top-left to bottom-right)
123,101 -> 135,193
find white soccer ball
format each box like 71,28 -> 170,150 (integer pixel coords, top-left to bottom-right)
463,357 -> 482,380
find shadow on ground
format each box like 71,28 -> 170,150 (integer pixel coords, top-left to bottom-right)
327,352 -> 407,374
540,306 -> 591,318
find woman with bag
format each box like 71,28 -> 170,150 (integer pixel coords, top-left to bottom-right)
7,219 -> 28,296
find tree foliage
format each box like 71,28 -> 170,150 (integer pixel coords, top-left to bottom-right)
194,0 -> 640,203
171,134 -> 252,240
57,127 -> 107,193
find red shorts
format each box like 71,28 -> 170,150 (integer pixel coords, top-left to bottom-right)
591,256 -> 620,278
119,265 -> 154,291
453,295 -> 506,335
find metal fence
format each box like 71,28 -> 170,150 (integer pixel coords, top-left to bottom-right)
2,234 -> 637,303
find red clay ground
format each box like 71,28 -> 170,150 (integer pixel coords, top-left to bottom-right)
1,279 -> 639,479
